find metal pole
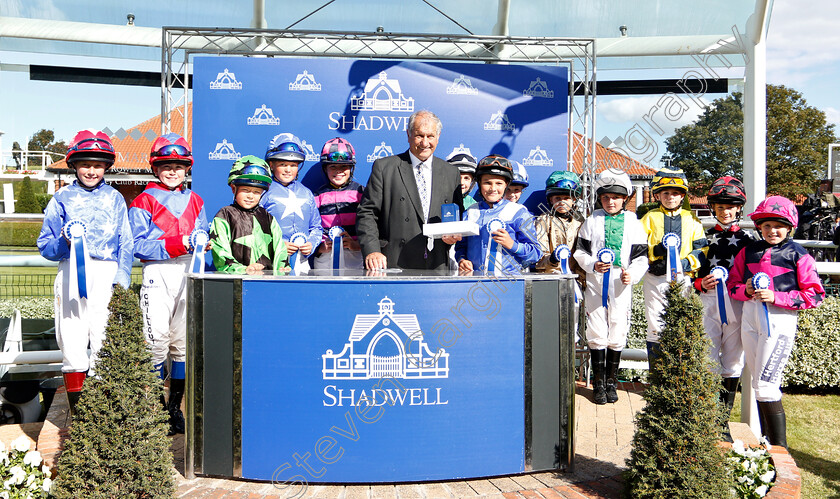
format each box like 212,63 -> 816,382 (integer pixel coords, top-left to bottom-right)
741,0 -> 771,438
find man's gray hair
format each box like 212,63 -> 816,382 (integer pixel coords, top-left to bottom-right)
407,110 -> 442,135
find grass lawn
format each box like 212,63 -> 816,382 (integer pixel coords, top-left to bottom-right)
731,391 -> 840,499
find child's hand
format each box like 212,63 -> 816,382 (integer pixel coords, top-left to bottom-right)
441,234 -> 461,245
746,280 -> 755,296
286,242 -> 299,255
491,228 -> 514,250
318,240 -> 331,254
183,235 -> 191,250
343,237 -> 361,251
753,289 -> 775,303
298,242 -> 313,256
245,263 -> 265,275
701,274 -> 718,291
458,259 -> 474,275
594,262 -> 610,273
620,268 -> 631,285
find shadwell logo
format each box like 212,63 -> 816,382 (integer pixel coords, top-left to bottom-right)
289,70 -> 322,91
208,140 -> 241,161
446,75 -> 479,95
210,69 -> 242,90
523,146 -> 553,166
523,77 -> 554,98
351,71 -> 414,112
301,140 -> 319,162
247,105 -> 280,126
367,143 -> 394,163
484,111 -> 516,132
322,297 -> 449,380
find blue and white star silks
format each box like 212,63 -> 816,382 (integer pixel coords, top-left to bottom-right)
260,181 -> 323,250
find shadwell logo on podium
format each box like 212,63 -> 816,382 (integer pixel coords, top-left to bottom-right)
484,111 -> 516,131
322,297 -> 449,380
210,69 -> 242,90
301,140 -> 320,162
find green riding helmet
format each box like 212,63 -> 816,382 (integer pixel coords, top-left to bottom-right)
228,155 -> 272,190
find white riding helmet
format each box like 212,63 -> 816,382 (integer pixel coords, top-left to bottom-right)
595,168 -> 633,197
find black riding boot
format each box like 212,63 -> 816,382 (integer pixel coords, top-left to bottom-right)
605,349 -> 622,403
719,377 -> 740,442
590,349 -> 607,405
167,378 -> 186,436
757,400 -> 787,448
646,341 -> 661,369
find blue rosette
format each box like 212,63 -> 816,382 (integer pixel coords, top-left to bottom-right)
63,220 -> 88,299
752,271 -> 772,336
189,229 -> 209,274
289,231 -> 308,276
485,217 -> 505,275
553,244 -> 571,274
662,232 -> 681,282
597,248 -> 616,308
710,265 -> 729,325
328,226 -> 344,270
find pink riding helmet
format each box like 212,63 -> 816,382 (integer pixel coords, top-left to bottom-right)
749,195 -> 798,228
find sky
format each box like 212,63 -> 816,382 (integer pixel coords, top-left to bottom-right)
0,0 -> 838,168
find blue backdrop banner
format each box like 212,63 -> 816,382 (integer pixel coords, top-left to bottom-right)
240,279 -> 526,482
193,57 -> 569,217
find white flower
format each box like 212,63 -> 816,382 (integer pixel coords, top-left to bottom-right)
731,439 -> 746,455
738,475 -> 750,483
25,473 -> 35,486
41,477 -> 52,493
0,491 -> 9,499
22,450 -> 41,468
11,436 -> 30,453
41,464 -> 50,475
760,469 -> 775,483
0,450 -> 8,465
755,484 -> 768,497
741,460 -> 751,470
9,465 -> 26,484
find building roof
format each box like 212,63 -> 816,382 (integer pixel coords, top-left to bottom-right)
569,132 -> 657,179
47,104 -> 190,174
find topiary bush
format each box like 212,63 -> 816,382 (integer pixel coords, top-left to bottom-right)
51,285 -> 174,498
784,295 -> 840,389
35,193 -> 52,213
15,177 -> 41,213
625,280 -> 730,498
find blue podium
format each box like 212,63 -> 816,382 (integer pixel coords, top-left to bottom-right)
186,271 -> 576,484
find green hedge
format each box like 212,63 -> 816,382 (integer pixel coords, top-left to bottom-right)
784,296 -> 840,388
0,220 -> 41,246
0,297 -> 54,319
35,193 -> 52,213
627,283 -> 840,388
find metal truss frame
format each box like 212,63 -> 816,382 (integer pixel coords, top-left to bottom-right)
162,28 -> 597,209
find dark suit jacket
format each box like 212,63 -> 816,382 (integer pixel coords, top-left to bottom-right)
357,151 -> 464,270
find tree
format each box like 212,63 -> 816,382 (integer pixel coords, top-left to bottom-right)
16,176 -> 41,213
51,286 -> 174,499
625,281 -> 730,498
666,84 -> 837,199
26,129 -> 67,167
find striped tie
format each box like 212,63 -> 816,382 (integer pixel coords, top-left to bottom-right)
416,163 -> 429,221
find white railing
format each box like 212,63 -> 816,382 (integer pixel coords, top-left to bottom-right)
0,150 -> 63,171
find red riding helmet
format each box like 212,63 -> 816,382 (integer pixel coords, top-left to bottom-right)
707,176 -> 746,206
65,130 -> 115,169
149,133 -> 193,168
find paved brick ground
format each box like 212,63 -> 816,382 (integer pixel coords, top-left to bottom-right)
24,381 -> 801,499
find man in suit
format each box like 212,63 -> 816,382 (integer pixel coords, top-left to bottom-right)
357,110 -> 464,270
